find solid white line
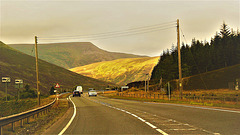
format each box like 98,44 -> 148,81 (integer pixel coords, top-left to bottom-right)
58,96 -> 76,135
156,129 -> 168,135
145,122 -> 157,129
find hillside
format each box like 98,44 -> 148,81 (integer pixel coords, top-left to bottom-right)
0,41 -> 115,97
168,64 -> 240,90
8,42 -> 145,69
70,57 -> 160,85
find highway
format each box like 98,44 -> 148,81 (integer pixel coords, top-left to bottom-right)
44,94 -> 240,135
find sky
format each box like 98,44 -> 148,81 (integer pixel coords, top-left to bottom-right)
0,0 -> 239,56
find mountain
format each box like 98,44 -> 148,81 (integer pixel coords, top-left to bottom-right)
70,57 -> 160,85
8,42 -> 145,69
0,41 -> 115,97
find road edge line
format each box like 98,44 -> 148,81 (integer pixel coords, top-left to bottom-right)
58,96 -> 76,135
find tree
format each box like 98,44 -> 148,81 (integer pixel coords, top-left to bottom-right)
220,22 -> 231,38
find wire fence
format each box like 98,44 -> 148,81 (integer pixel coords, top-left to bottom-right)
116,93 -> 240,105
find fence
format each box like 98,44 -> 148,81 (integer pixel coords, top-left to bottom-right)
116,93 -> 239,105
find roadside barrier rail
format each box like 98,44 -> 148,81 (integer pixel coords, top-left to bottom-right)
0,98 -> 56,135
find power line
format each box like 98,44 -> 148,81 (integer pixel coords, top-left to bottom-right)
180,28 -> 208,90
39,26 -> 175,41
39,21 -> 176,40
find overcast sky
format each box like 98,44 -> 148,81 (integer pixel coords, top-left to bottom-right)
1,0 -> 239,56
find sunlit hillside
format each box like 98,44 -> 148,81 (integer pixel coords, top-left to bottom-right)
70,57 -> 160,85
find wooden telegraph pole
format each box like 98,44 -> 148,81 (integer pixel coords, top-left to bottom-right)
35,36 -> 40,105
177,19 -> 183,99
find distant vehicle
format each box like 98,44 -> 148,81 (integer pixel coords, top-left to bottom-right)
76,86 -> 83,94
73,90 -> 81,97
88,90 -> 97,97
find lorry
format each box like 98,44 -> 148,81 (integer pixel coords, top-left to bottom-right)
76,86 -> 83,94
73,86 -> 83,97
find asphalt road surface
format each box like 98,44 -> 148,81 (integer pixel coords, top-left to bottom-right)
45,94 -> 240,135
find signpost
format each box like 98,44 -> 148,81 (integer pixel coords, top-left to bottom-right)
55,83 -> 60,88
2,77 -> 11,101
55,83 -> 60,104
15,79 -> 23,100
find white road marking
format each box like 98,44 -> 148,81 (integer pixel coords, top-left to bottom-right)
58,96 -> 76,135
131,114 -> 138,117
86,96 -> 169,135
145,122 -> 157,129
137,117 -> 146,122
165,128 -> 196,131
156,129 -> 169,135
144,102 -> 240,114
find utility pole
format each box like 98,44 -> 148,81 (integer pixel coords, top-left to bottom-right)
147,74 -> 149,92
177,19 -> 183,99
145,77 -> 147,93
35,36 -> 40,105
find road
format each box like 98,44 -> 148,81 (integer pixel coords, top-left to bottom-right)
45,94 -> 240,135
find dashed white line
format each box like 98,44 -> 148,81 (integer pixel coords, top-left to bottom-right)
165,128 -> 196,131
156,129 -> 169,135
131,114 -> 138,117
86,96 -> 169,135
145,122 -> 157,129
137,117 -> 146,122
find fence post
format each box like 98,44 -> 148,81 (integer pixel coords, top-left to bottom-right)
158,94 -> 159,99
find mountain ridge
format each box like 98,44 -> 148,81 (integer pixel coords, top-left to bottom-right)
0,41 -> 115,96
8,42 -> 146,69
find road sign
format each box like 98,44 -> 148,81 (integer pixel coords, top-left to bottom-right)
2,77 -> 10,83
15,79 -> 23,84
55,83 -> 60,88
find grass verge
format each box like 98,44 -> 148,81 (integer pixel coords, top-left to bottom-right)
2,93 -> 71,135
101,93 -> 240,109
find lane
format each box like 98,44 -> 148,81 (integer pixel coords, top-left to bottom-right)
64,95 -> 159,134
90,95 -> 240,135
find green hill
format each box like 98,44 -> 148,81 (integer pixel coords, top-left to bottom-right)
8,42 -> 145,69
70,57 -> 160,85
169,64 -> 240,90
0,41 -> 115,97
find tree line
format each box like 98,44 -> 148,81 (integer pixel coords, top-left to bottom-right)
151,22 -> 240,85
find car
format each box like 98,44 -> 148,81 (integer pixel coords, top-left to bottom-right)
88,90 -> 97,97
73,90 -> 81,97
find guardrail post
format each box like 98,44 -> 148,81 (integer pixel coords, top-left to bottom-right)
27,117 -> 30,124
11,122 -> 15,131
0,126 -> 2,135
20,119 -> 23,127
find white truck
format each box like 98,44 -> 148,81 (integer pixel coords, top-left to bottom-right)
76,86 -> 83,94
